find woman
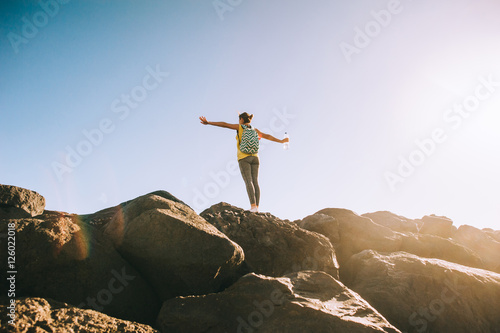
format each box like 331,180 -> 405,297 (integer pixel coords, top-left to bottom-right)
199,112 -> 289,212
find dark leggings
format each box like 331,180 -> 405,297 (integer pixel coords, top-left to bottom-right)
238,156 -> 260,206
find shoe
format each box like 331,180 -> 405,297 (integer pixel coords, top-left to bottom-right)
250,207 -> 259,213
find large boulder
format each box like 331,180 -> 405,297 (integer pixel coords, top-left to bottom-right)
157,271 -> 401,333
343,250 -> 500,333
307,208 -> 402,266
453,224 -> 500,273
483,228 -> 500,243
103,193 -> 245,301
362,211 -> 418,233
0,210 -> 160,325
297,213 -> 341,245
399,233 -> 484,270
299,209 -> 484,273
1,297 -> 158,333
419,215 -> 455,238
0,184 -> 45,218
201,203 -> 339,278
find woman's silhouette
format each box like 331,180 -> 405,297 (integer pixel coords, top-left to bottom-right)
199,112 -> 289,212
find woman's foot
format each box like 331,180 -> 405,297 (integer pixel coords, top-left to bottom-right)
250,205 -> 259,213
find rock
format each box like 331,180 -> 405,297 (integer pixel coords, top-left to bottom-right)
362,211 -> 418,233
0,184 -> 45,218
297,213 -> 341,245
400,233 -> 484,270
0,205 -> 31,220
453,224 -> 500,273
79,206 -> 124,227
3,183 -> 497,333
0,297 -> 159,333
483,228 -> 500,243
0,210 -> 160,325
311,208 -> 402,266
201,203 -> 339,279
419,215 -> 454,238
298,209 -> 486,273
157,271 -> 401,333
103,193 -> 245,301
343,250 -> 500,333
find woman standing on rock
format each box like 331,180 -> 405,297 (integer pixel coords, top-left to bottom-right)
199,113 -> 289,213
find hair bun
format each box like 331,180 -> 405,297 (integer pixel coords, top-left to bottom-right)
239,112 -> 253,123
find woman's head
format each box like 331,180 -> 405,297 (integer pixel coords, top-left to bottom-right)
239,112 -> 253,124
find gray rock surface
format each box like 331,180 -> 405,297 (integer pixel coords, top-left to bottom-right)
343,250 -> 500,333
104,193 -> 246,301
297,213 -> 341,245
3,184 -> 499,332
201,203 -> 339,279
399,232 -> 484,270
419,215 -> 454,238
362,211 -> 419,233
453,224 -> 500,273
299,209 -> 485,272
0,297 -> 159,333
304,208 -> 402,266
0,184 -> 45,218
0,210 -> 160,324
157,271 -> 401,333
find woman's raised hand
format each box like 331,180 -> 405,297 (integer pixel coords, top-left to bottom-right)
199,116 -> 209,125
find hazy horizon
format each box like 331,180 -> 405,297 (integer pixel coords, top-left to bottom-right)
1,0 -> 499,230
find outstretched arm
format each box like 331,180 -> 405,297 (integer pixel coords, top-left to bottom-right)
256,129 -> 289,144
199,116 -> 239,130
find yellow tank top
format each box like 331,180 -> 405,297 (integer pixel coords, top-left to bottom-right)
236,124 -> 259,161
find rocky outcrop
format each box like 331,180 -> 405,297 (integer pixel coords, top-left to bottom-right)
362,211 -> 419,233
299,209 -> 486,272
399,233 -> 484,270
201,203 -> 339,278
303,208 -> 402,266
157,271 -> 401,333
483,228 -> 500,243
453,224 -> 500,273
0,210 -> 160,324
0,297 -> 158,333
419,215 -> 455,238
0,184 -> 45,218
103,193 -> 246,301
3,184 -> 499,332
343,250 -> 500,333
298,213 -> 340,245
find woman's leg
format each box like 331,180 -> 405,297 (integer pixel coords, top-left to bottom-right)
250,156 -> 260,207
238,157 -> 257,206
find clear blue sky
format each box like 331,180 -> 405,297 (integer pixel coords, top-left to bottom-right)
1,0 -> 499,230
